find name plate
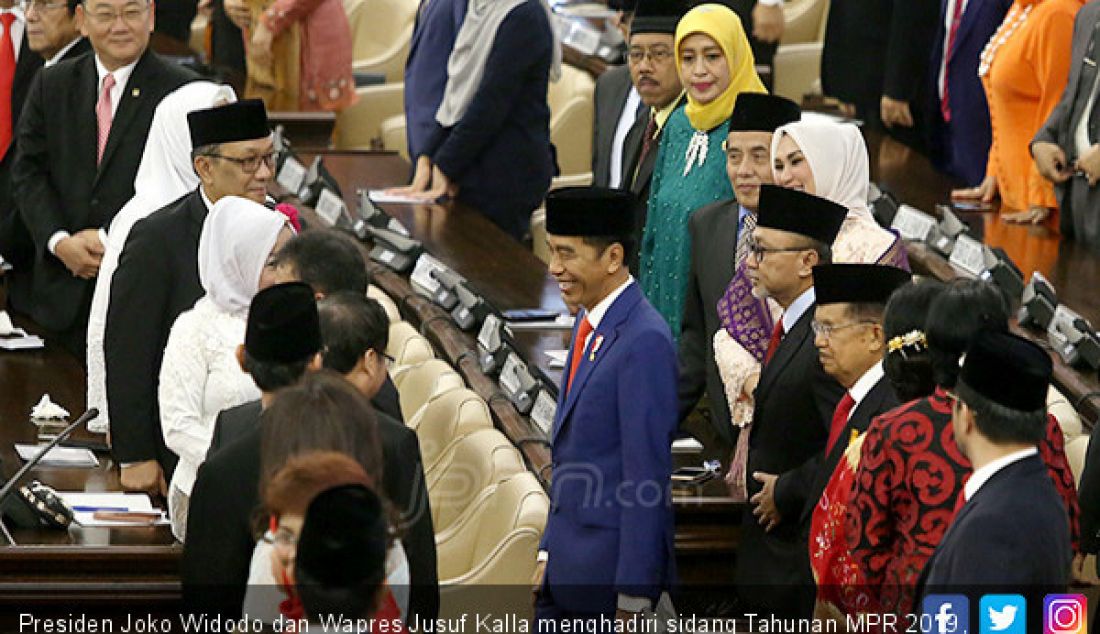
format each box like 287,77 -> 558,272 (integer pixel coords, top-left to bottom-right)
452,304 -> 473,329
276,156 -> 307,194
530,390 -> 557,435
500,353 -> 524,394
410,254 -> 446,296
375,248 -> 396,265
890,204 -> 937,242
315,189 -> 347,227
948,234 -> 988,277
478,314 -> 503,351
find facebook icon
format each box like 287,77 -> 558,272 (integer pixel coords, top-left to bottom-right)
923,595 -> 970,634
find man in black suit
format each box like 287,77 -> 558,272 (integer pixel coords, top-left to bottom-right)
0,0 -> 42,312
104,100 -> 271,496
921,331 -> 1071,617
12,0 -> 196,356
797,264 -> 909,529
734,185 -> 845,618
678,93 -> 799,454
592,64 -> 639,189
186,291 -> 439,623
618,0 -> 684,271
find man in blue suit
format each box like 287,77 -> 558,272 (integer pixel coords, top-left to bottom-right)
928,0 -> 1011,185
534,187 -> 678,625
920,331 -> 1071,617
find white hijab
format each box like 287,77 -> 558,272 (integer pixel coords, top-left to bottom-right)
435,0 -> 562,128
198,196 -> 288,314
86,81 -> 236,433
771,119 -> 873,222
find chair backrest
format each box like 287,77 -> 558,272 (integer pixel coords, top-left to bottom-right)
780,0 -> 829,45
436,472 -> 548,584
547,65 -> 596,178
346,0 -> 416,62
1066,434 -> 1090,487
393,359 -> 466,421
367,285 -> 401,323
387,322 -> 434,370
407,389 -> 494,472
426,428 -> 526,534
1048,385 -> 1083,440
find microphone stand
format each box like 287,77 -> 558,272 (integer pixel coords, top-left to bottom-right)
0,408 -> 99,545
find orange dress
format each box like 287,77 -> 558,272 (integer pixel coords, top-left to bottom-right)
982,0 -> 1082,212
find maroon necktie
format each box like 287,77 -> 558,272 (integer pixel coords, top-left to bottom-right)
0,13 -> 16,158
635,115 -> 658,170
826,393 -> 856,455
764,320 -> 784,365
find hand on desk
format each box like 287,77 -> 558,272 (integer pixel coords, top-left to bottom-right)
56,230 -> 104,279
386,157 -> 459,201
121,460 -> 167,497
750,471 -> 781,532
951,174 -> 997,205
385,155 -> 432,197
1003,206 -> 1050,225
1032,141 -> 1072,184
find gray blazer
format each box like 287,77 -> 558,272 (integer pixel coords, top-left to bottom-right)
1033,0 -> 1100,244
592,64 -> 637,187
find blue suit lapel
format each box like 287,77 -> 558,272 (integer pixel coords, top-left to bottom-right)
551,282 -> 641,443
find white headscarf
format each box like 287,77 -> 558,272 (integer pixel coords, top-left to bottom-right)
771,119 -> 873,222
86,81 -> 236,433
198,196 -> 289,314
435,0 -> 562,128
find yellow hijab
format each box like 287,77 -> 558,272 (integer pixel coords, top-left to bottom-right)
674,4 -> 766,132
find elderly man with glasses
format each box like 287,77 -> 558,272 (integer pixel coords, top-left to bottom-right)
11,0 -> 196,357
103,99 -> 272,498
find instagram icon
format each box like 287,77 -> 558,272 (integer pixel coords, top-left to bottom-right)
1045,594 -> 1087,634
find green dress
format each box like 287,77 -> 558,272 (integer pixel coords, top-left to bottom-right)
640,106 -> 733,340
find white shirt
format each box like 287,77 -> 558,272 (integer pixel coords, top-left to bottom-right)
843,361 -> 885,422
781,287 -> 815,334
963,447 -> 1039,501
159,297 -> 260,526
609,89 -> 641,189
43,36 -> 81,67
1076,68 -> 1100,156
937,0 -> 970,101
46,55 -> 139,255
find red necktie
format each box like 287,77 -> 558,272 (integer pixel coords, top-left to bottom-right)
566,316 -> 593,394
826,392 -> 856,455
940,0 -> 966,121
0,13 -> 16,159
764,320 -> 784,365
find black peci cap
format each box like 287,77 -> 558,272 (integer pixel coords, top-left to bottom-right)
756,184 -> 847,246
188,98 -> 270,147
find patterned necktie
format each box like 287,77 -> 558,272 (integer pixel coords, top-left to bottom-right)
735,210 -> 756,268
96,72 -> 116,165
566,316 -> 593,394
0,13 -> 16,159
826,392 -> 856,455
634,114 -> 658,174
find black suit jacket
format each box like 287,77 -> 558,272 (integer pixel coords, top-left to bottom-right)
734,304 -> 843,616
0,37 -> 42,229
798,375 -> 899,529
1077,417 -> 1100,555
12,48 -> 195,331
187,398 -> 440,622
920,454 -> 1070,622
592,64 -> 636,188
678,199 -> 738,446
104,190 -> 206,472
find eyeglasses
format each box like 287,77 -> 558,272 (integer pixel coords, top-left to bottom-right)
627,47 -> 673,64
20,0 -> 68,13
203,150 -> 277,174
747,239 -> 813,262
84,2 -> 149,25
811,320 -> 876,339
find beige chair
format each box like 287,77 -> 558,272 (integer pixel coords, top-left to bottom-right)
1048,385 -> 1083,441
548,65 -> 596,180
387,322 -> 434,371
407,388 -> 493,470
367,284 -> 401,324
781,0 -> 830,45
347,0 -> 416,83
334,84 -> 406,151
381,114 -> 410,160
426,428 -> 526,534
392,359 -> 466,423
530,208 -> 549,265
772,42 -> 824,102
1066,435 -> 1090,487
437,472 -> 548,584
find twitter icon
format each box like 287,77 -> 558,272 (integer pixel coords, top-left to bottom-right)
981,595 -> 1026,634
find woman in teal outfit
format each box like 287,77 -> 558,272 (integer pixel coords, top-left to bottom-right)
641,3 -> 765,338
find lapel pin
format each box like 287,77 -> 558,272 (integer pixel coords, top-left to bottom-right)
589,334 -> 604,361
131,88 -> 140,97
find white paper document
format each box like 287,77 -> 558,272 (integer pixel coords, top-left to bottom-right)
15,444 -> 99,468
368,189 -> 426,205
545,349 -> 568,368
507,314 -> 575,331
57,492 -> 169,527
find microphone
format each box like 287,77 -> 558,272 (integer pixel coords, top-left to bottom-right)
0,408 -> 99,545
